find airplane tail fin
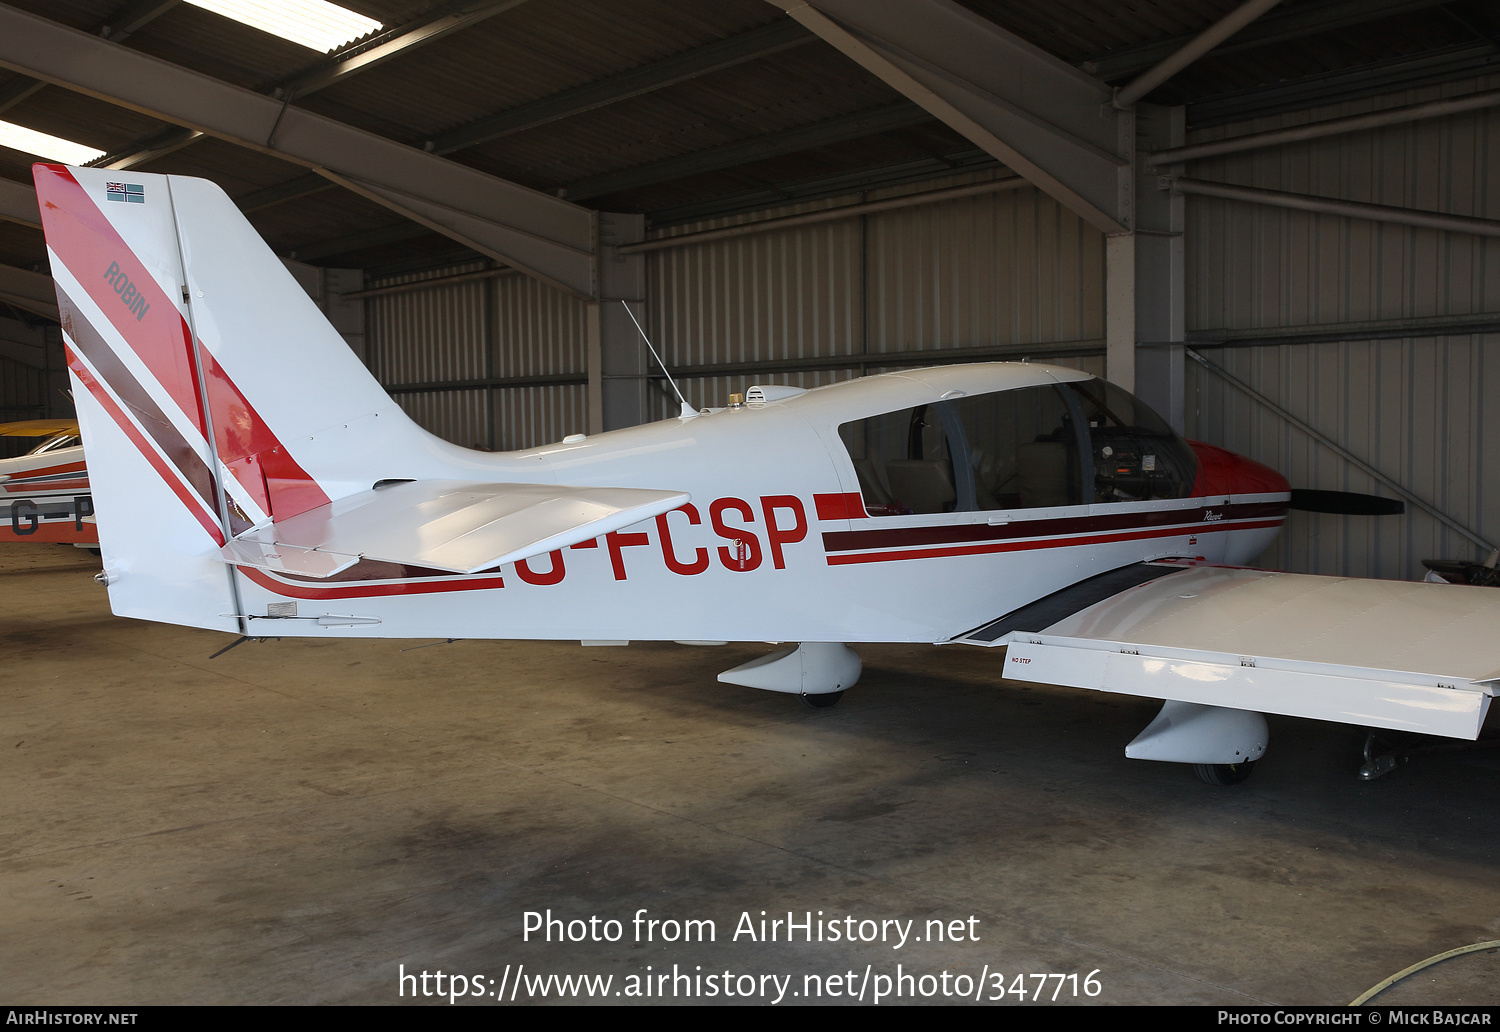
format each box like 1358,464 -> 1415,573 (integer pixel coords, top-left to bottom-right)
33,163 -> 439,630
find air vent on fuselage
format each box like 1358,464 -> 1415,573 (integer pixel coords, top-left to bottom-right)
745,384 -> 807,406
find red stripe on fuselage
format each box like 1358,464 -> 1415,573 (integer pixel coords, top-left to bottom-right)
4,478 -> 89,493
4,460 -> 85,479
814,492 -> 867,521
826,518 -> 1285,566
822,501 -> 1287,553
240,567 -> 504,599
0,521 -> 98,544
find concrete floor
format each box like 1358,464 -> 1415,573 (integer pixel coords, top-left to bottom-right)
4,541 -> 1500,1006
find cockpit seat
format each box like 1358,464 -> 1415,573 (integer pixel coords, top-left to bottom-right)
886,459 -> 956,514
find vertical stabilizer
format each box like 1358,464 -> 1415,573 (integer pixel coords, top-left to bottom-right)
33,164 -> 439,631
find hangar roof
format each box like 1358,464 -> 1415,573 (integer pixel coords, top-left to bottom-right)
0,0 -> 1494,278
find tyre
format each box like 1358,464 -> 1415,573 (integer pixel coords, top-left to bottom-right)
1193,760 -> 1255,785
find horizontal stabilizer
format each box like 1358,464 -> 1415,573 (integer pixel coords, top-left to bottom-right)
983,564 -> 1500,740
220,538 -> 361,579
220,480 -> 690,577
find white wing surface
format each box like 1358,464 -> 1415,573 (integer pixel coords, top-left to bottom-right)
219,480 -> 690,577
968,564 -> 1500,740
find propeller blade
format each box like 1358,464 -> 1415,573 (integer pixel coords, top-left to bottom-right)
1289,489 -> 1404,516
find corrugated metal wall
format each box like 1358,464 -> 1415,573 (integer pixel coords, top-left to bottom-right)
0,356 -> 47,458
0,319 -> 67,459
645,178 -> 1106,421
364,263 -> 590,450
1184,73 -> 1500,577
366,171 -> 1107,446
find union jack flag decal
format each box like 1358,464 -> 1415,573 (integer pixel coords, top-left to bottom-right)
105,182 -> 144,203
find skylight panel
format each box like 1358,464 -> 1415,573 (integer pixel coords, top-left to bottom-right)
0,122 -> 104,165
183,0 -> 382,52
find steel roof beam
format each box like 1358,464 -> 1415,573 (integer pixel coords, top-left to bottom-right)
229,20 -> 816,218
97,0 -> 532,171
0,176 -> 40,228
562,101 -> 934,201
424,19 -> 814,154
1169,175 -> 1500,238
1082,0 -> 1452,83
0,6 -> 599,297
279,0 -> 533,99
646,146 -> 996,224
1188,43 -> 1500,127
1152,84 -> 1500,166
96,126 -> 204,171
0,262 -> 58,322
1114,0 -> 1284,109
0,0 -> 179,118
765,0 -> 1129,235
287,103 -> 946,259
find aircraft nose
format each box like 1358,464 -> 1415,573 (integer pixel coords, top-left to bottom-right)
1186,440 -> 1291,496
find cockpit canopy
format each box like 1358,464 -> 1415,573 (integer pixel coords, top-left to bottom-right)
838,378 -> 1197,517
27,431 -> 82,456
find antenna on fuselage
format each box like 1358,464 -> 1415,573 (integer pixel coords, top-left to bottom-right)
620,300 -> 696,420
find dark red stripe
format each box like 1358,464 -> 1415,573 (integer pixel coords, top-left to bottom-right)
57,285 -> 226,524
241,567 -> 505,599
826,519 -> 1286,566
822,501 -> 1288,552
67,344 -> 225,545
4,478 -> 89,492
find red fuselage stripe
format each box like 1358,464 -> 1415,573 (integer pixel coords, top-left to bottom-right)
826,519 -> 1285,566
822,500 -> 1287,552
240,566 -> 505,599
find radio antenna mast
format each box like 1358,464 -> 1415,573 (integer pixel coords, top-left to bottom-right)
621,301 -> 695,419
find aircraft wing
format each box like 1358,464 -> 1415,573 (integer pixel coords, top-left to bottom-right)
957,562 -> 1500,740
0,419 -> 80,437
219,480 -> 690,578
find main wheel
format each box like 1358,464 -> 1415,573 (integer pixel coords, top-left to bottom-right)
1194,760 -> 1256,785
800,691 -> 844,709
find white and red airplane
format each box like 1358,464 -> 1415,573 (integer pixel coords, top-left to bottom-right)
32,162 -> 1500,784
0,418 -> 95,547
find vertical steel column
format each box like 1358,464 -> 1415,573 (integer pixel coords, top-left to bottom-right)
588,212 -> 647,432
1105,105 -> 1137,391
1106,235 -> 1136,392
1133,104 -> 1186,431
